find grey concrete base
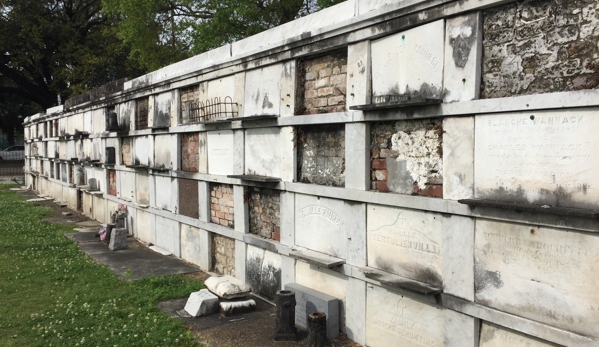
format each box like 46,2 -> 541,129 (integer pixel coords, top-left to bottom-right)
77,240 -> 200,280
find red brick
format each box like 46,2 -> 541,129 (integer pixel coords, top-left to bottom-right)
374,169 -> 388,181
371,149 -> 380,159
376,181 -> 390,192
272,232 -> 281,242
416,184 -> 443,198
372,159 -> 387,169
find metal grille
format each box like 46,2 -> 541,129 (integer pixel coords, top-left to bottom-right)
136,97 -> 149,130
183,96 -> 238,124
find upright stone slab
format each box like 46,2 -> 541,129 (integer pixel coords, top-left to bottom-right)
243,64 -> 283,116
207,130 -> 234,175
475,109 -> 599,209
366,285 -> 444,347
108,228 -> 128,251
285,283 -> 339,339
245,127 -> 280,178
475,219 -> 599,338
367,204 -> 443,286
479,323 -> 559,347
184,289 -> 219,317
371,20 -> 445,99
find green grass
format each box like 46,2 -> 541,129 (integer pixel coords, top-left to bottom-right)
0,185 -> 204,346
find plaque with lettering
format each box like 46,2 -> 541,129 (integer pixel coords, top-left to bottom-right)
366,285 -> 444,347
479,323 -> 559,347
367,204 -> 443,286
207,130 -> 234,175
475,219 -> 599,338
295,194 -> 347,259
475,109 -> 599,209
371,20 -> 444,100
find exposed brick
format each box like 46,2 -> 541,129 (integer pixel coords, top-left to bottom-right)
108,169 -> 117,196
372,159 -> 387,169
374,169 -> 388,181
415,183 -> 444,198
210,184 -> 234,228
212,235 -> 235,276
181,133 -> 200,172
297,124 -> 345,187
376,181 -> 390,192
272,232 -> 281,241
248,187 -> 281,240
319,68 -> 332,78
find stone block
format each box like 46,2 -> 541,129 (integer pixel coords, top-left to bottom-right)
246,245 -> 281,301
207,130 -> 234,175
205,275 -> 251,299
371,20 -> 444,99
443,117 -> 474,200
479,322 -> 559,347
245,127 -> 280,178
108,228 -> 128,251
243,64 -> 283,116
285,283 -> 340,339
475,109 -> 599,209
219,298 -> 256,316
184,289 -> 219,317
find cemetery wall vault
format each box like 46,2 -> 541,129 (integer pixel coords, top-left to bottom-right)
23,0 -> 599,346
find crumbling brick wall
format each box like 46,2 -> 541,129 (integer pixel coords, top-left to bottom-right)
179,178 -> 199,218
371,120 -> 443,198
297,124 -> 345,187
121,138 -> 132,166
212,234 -> 235,276
248,187 -> 281,241
136,97 -> 149,130
210,184 -> 234,228
482,0 -> 599,98
297,51 -> 347,115
180,85 -> 200,125
108,169 -> 117,196
180,133 -> 199,172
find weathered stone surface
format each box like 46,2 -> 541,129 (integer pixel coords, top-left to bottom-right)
297,124 -> 345,187
443,117 -> 474,200
184,289 -> 219,317
475,219 -> 599,338
248,187 -> 280,240
482,1 -> 599,98
371,20 -> 445,99
367,204 -> 443,286
479,322 -> 560,347
244,64 -> 283,116
205,275 -> 251,300
212,233 -> 235,275
108,228 -> 128,251
246,245 -> 281,302
219,298 -> 256,316
297,50 -> 347,115
475,109 -> 599,209
366,284 -> 444,347
154,216 -> 179,257
245,127 -> 280,178
285,283 -> 339,339
207,130 -> 234,175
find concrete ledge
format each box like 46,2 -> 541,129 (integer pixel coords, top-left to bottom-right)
290,249 -> 345,268
359,266 -> 442,296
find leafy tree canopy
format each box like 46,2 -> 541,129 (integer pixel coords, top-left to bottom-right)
103,0 -> 345,71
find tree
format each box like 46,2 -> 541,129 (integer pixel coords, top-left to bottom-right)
103,0 -> 345,71
0,0 -> 143,109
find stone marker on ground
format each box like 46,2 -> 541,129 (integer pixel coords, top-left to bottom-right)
285,283 -> 339,339
205,275 -> 252,299
184,289 -> 219,317
149,245 -> 172,256
220,298 -> 256,316
62,212 -> 72,216
108,228 -> 128,251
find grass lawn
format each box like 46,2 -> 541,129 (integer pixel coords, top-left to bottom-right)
0,185 -> 204,346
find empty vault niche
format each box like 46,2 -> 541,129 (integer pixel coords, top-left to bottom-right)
178,178 -> 199,219
107,169 -> 117,196
370,120 -> 443,197
296,50 -> 348,115
121,138 -> 132,166
248,187 -> 281,241
180,133 -> 200,172
296,124 -> 345,187
210,183 -> 234,228
212,234 -> 235,276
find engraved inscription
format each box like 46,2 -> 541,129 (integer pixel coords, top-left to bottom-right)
475,109 -> 599,207
212,149 -> 228,156
298,205 -> 341,227
414,44 -> 440,69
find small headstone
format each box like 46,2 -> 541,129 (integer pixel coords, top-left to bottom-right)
205,275 -> 252,300
285,283 -> 339,339
220,298 -> 256,316
184,289 -> 219,317
108,228 -> 128,251
88,178 -> 99,191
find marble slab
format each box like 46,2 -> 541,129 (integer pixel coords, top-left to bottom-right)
135,173 -> 150,206
154,135 -> 173,168
246,245 -> 281,301
285,283 -> 340,339
475,109 -> 599,209
134,136 -> 149,166
295,194 -> 348,259
119,171 -> 134,201
367,204 -> 443,286
243,64 -> 283,116
371,20 -> 445,99
83,111 -> 92,133
245,127 -> 280,177
136,209 -> 154,244
154,176 -> 173,211
155,216 -> 180,257
153,91 -> 174,128
92,108 -> 105,133
475,219 -> 599,338
479,323 -> 559,347
443,117 -> 474,200
180,224 -> 201,266
207,130 -> 234,175
366,285 -> 444,347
